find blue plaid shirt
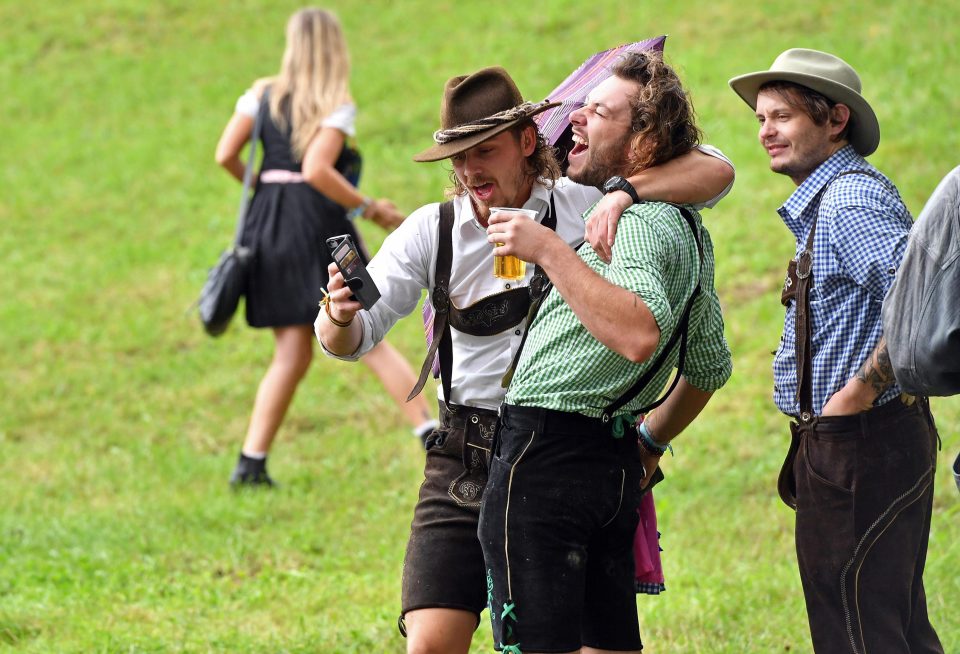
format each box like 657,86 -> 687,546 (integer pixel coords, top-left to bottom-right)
773,145 -> 912,416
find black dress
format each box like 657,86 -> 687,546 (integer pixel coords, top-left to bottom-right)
240,98 -> 367,328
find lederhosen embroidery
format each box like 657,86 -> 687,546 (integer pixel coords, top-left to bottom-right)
408,195 -> 558,403
777,168 -> 893,509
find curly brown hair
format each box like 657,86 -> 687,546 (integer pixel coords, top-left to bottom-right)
610,52 -> 701,175
446,119 -> 561,197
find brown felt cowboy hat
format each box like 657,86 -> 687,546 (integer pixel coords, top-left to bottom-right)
413,66 -> 559,163
728,48 -> 880,156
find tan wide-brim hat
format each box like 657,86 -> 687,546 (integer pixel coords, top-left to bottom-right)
728,48 -> 880,156
413,66 -> 559,163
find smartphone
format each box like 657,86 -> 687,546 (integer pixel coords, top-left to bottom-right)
326,234 -> 381,310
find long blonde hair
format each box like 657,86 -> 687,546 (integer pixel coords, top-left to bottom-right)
268,8 -> 351,160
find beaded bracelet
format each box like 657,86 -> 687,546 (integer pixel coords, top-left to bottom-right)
347,196 -> 373,221
638,421 -> 673,457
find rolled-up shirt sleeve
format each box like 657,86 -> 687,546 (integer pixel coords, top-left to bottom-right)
604,205 -> 732,392
682,229 -> 733,392
693,143 -> 735,210
317,204 -> 437,361
603,211 -> 675,342
830,199 -> 909,302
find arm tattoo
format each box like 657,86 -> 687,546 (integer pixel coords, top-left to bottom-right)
855,337 -> 895,396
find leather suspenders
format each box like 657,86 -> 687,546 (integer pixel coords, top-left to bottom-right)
408,196 -> 558,403
783,168 -> 893,422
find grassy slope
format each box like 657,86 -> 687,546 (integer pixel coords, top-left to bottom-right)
1,0 -> 957,651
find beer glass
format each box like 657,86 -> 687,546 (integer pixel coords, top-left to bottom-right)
489,207 -> 538,281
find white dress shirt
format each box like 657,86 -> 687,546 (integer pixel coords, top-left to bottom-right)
318,146 -> 734,410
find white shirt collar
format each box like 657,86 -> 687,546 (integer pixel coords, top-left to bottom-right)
453,181 -> 552,237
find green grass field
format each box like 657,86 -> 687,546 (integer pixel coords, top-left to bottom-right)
2,0 -> 958,651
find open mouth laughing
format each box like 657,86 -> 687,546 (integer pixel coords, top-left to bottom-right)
569,131 -> 589,160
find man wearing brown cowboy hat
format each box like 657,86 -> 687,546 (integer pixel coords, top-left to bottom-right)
477,50 -> 731,654
317,65 -> 733,653
729,48 -> 943,653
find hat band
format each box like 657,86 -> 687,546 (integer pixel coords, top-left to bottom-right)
433,101 -> 547,145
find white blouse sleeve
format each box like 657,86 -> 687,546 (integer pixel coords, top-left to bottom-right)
234,89 -> 260,118
321,103 -> 357,138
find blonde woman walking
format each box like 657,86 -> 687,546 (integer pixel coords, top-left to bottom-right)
215,7 -> 435,487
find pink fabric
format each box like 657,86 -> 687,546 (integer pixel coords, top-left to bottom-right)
260,169 -> 305,184
633,490 -> 665,593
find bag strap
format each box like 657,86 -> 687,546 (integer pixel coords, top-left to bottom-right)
600,205 -> 704,422
232,89 -> 268,247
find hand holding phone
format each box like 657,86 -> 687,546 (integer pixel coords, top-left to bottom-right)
326,234 -> 381,310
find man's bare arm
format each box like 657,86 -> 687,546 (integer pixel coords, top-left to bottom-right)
821,336 -> 897,416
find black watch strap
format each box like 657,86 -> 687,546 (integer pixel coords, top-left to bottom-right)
603,176 -> 640,205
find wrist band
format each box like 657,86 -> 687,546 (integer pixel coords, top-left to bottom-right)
348,196 -> 373,221
319,289 -> 354,328
638,421 -> 673,456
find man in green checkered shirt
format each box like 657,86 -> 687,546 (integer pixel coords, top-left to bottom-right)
478,51 -> 732,654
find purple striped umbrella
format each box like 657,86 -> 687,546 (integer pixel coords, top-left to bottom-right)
535,36 -> 667,169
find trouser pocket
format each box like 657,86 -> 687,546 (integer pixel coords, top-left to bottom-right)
447,412 -> 495,506
777,423 -> 802,510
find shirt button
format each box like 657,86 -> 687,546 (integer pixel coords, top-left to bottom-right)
887,266 -> 896,275
515,330 -> 521,336
505,283 -> 511,289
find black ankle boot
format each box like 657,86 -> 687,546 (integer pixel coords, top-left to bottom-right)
229,453 -> 275,488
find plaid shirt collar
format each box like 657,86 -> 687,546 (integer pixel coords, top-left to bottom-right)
778,145 -> 862,240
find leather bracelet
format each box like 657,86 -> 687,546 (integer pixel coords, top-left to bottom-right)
324,297 -> 354,328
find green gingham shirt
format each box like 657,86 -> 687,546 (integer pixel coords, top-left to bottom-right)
505,202 -> 732,418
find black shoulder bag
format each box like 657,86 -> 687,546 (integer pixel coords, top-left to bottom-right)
198,93 -> 266,337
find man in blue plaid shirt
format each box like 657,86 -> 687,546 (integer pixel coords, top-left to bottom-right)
730,49 -> 942,653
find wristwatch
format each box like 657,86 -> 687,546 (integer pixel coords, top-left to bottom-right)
602,176 -> 640,205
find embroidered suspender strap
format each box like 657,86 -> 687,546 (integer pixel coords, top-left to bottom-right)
792,169 -> 891,422
408,200 -> 456,402
600,205 -> 705,422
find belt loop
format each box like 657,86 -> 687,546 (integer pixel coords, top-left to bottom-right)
859,405 -> 871,437
536,408 -> 547,434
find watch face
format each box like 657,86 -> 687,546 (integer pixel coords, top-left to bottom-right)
603,176 -> 624,193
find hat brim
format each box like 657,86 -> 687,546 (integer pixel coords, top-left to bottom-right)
413,100 -> 560,163
728,70 -> 880,156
